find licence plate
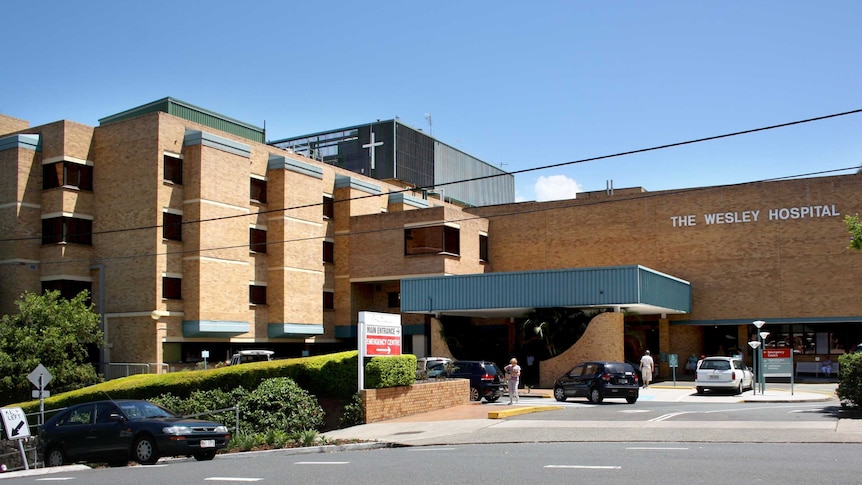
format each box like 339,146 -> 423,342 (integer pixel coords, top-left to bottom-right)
201,439 -> 215,448
619,378 -> 628,384
709,375 -> 719,379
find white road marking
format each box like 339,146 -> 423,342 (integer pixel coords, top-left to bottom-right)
295,461 -> 350,465
545,465 -> 621,469
619,409 -> 651,413
649,412 -> 691,422
626,447 -> 689,450
205,478 -> 263,482
36,479 -> 76,482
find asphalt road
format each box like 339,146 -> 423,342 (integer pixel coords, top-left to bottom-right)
2,442 -> 860,485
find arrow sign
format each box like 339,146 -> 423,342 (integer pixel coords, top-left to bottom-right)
1,407 -> 31,440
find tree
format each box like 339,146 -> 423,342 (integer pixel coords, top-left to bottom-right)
846,213 -> 862,251
0,290 -> 103,405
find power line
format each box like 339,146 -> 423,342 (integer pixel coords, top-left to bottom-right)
2,108 -> 860,248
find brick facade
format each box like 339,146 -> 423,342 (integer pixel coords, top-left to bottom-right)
361,378 -> 469,423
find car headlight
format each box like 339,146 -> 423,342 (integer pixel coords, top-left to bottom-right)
214,425 -> 228,433
163,426 -> 193,435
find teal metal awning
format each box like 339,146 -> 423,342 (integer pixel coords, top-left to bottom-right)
400,265 -> 691,318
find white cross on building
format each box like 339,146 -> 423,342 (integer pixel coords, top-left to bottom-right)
362,131 -> 384,170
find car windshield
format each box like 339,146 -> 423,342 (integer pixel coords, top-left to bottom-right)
483,363 -> 501,375
701,360 -> 731,370
118,401 -> 177,421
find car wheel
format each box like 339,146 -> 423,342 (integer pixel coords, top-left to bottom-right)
736,381 -> 743,395
696,386 -> 704,394
485,395 -> 500,403
626,396 -> 638,404
133,435 -> 160,465
193,450 -> 217,461
46,446 -> 66,467
588,387 -> 603,404
469,387 -> 480,401
553,387 -> 567,402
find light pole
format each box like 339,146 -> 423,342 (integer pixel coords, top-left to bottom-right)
748,340 -> 761,394
753,320 -> 766,394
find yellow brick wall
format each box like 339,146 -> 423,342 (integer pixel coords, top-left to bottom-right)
539,311 -> 624,388
361,379 -> 470,423
0,114 -> 29,136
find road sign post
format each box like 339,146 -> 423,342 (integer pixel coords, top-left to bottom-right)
1,407 -> 31,470
28,364 -> 52,426
357,312 -> 402,390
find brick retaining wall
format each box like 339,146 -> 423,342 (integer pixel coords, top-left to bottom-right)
361,379 -> 470,423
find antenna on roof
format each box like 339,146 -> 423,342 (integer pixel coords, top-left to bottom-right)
424,113 -> 432,135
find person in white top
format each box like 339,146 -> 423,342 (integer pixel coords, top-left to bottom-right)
640,350 -> 655,388
504,358 -> 522,404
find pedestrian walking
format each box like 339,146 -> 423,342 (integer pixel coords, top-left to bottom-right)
505,358 -> 521,404
640,350 -> 655,388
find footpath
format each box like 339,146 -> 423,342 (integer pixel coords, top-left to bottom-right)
322,382 -> 862,446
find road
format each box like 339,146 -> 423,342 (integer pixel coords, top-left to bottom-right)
2,442 -> 860,484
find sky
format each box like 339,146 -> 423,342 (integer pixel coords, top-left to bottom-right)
2,1 -> 861,203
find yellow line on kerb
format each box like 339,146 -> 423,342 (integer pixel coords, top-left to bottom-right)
488,406 -> 564,419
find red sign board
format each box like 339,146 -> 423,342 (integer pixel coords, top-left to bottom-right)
763,348 -> 791,359
364,325 -> 402,356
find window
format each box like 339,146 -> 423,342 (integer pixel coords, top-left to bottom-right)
388,291 -> 400,309
250,178 -> 267,203
479,234 -> 489,262
41,217 -> 92,245
323,291 -> 334,310
249,285 -> 267,305
404,225 -> 460,256
43,162 -> 93,191
163,212 -> 182,241
323,195 -> 334,219
162,277 -> 182,300
250,228 -> 267,253
42,280 -> 92,302
163,155 -> 182,184
323,240 -> 334,263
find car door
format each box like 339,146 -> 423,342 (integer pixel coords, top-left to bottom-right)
560,364 -> 586,397
56,404 -> 96,461
90,402 -> 129,459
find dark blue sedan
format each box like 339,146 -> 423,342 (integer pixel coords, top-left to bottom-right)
39,399 -> 230,466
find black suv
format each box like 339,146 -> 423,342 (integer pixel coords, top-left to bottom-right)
444,360 -> 506,402
553,361 -> 640,404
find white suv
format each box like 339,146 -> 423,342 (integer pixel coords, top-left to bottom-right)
695,356 -> 754,395
229,350 -> 274,366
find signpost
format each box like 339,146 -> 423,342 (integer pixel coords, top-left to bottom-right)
762,347 -> 795,395
1,407 -> 31,470
668,353 -> 678,386
27,364 -> 52,426
357,311 -> 402,390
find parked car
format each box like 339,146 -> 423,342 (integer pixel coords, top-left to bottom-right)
416,356 -> 452,379
442,360 -> 506,402
39,400 -> 230,466
229,349 -> 274,365
553,361 -> 640,404
424,361 -> 449,378
695,356 -> 754,395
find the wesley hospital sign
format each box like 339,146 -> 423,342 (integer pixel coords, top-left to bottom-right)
670,204 -> 841,228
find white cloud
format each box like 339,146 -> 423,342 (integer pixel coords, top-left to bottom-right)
534,174 -> 583,202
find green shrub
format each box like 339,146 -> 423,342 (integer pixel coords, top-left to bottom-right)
837,352 -> 862,406
339,392 -> 365,428
365,355 -> 415,388
239,377 -> 324,433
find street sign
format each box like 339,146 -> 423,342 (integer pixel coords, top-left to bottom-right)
27,364 -> 52,388
1,407 -> 31,440
763,348 -> 793,377
360,312 -> 402,356
357,311 -> 402,391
